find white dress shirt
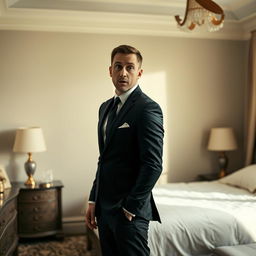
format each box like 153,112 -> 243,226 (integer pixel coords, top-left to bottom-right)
103,84 -> 138,142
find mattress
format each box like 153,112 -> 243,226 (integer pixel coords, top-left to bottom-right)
149,181 -> 256,256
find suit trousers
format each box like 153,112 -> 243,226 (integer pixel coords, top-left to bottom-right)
97,209 -> 150,256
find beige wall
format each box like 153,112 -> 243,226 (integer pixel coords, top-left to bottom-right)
0,30 -> 248,217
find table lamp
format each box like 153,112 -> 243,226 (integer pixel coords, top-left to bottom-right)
13,127 -> 46,187
208,127 -> 237,178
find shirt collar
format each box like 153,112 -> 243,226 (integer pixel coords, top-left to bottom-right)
115,84 -> 138,105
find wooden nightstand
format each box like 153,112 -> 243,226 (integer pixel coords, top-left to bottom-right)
198,173 -> 220,181
13,180 -> 63,239
0,186 -> 19,256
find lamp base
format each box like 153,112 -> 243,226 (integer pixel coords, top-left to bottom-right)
218,152 -> 228,178
218,168 -> 226,178
25,175 -> 36,187
24,153 -> 36,187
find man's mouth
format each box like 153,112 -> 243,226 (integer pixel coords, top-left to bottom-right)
118,80 -> 128,84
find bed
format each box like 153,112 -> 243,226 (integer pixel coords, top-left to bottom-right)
149,165 -> 256,256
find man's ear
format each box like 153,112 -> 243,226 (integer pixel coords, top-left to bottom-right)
109,66 -> 112,77
138,69 -> 143,78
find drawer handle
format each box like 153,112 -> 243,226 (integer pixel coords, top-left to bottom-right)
32,195 -> 41,200
33,216 -> 40,221
33,207 -> 40,212
34,226 -> 41,231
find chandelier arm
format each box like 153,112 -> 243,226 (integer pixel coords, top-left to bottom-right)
175,0 -> 190,26
211,13 -> 225,25
196,0 -> 224,15
188,23 -> 196,30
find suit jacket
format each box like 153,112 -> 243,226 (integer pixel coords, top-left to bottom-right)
89,86 -> 164,222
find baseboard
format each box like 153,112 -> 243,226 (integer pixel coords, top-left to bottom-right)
64,216 -> 101,254
62,216 -> 87,235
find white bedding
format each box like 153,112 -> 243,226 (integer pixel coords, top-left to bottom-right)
149,181 -> 256,256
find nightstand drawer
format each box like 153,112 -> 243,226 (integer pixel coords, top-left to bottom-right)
18,204 -> 58,223
19,221 -> 57,234
18,189 -> 57,203
18,200 -> 57,214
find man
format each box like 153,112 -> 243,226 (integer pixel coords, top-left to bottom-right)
85,45 -> 164,256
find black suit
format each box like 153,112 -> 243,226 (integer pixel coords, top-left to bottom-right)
89,86 -> 164,255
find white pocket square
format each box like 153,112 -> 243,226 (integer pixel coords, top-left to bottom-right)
118,122 -> 130,129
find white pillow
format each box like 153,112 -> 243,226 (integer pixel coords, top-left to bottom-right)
219,164 -> 256,193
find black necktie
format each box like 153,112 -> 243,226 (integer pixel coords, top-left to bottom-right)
106,97 -> 121,138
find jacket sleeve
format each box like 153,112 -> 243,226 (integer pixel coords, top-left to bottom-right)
123,101 -> 164,215
88,102 -> 105,202
88,178 -> 96,202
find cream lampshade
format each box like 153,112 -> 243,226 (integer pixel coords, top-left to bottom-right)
208,127 -> 237,178
13,127 -> 46,187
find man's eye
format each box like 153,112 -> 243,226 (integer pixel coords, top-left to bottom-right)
114,65 -> 122,70
127,66 -> 134,71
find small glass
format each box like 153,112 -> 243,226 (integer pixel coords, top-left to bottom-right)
41,169 -> 53,186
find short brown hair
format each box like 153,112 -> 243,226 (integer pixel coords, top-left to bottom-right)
111,45 -> 143,66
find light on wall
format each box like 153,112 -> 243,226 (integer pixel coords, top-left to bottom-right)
208,127 -> 237,178
175,0 -> 225,32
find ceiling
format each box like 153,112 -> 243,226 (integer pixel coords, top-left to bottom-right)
1,0 -> 256,40
6,0 -> 256,21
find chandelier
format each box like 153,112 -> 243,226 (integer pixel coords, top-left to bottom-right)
175,0 -> 225,32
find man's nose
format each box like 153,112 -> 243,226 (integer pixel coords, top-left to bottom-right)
120,67 -> 128,76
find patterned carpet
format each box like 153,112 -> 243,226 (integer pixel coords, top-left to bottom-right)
18,235 -> 97,256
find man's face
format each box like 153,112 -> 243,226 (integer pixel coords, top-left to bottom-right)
109,53 -> 143,95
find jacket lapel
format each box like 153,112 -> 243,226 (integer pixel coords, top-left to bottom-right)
103,86 -> 142,152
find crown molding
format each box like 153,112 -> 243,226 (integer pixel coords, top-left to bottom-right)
240,13 -> 256,39
0,3 -> 255,41
225,0 -> 255,12
77,0 -> 184,7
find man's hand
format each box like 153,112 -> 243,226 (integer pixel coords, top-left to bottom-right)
123,209 -> 133,221
85,203 -> 97,230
